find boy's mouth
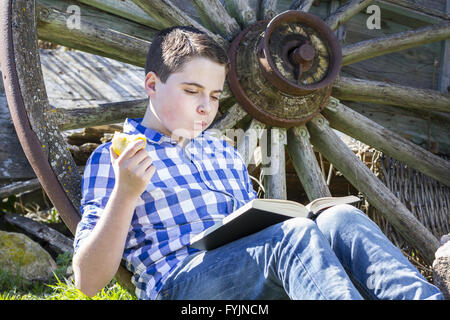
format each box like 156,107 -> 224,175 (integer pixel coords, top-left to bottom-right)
194,120 -> 208,130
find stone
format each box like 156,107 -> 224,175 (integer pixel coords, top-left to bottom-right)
0,230 -> 56,281
432,234 -> 450,300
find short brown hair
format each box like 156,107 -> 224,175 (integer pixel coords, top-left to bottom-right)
145,26 -> 229,82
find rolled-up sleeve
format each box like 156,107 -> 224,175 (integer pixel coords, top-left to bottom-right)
73,142 -> 115,254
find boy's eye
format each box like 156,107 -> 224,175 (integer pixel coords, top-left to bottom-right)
184,89 -> 197,94
211,96 -> 220,101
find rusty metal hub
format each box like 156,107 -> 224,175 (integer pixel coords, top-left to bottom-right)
228,10 -> 342,127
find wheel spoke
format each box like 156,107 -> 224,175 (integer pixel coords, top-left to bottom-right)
131,0 -> 228,48
191,0 -> 241,40
262,127 -> 287,200
260,0 -> 278,20
287,125 -> 331,201
342,22 -> 450,66
323,97 -> 450,186
289,0 -> 315,12
37,0 -> 154,67
225,0 -> 257,28
237,119 -> 266,167
325,0 -> 374,31
307,114 -> 439,265
332,76 -> 450,114
209,103 -> 248,132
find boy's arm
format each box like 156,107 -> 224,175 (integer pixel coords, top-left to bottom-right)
72,139 -> 155,297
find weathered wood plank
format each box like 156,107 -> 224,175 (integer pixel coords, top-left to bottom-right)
332,76 -> 450,113
342,22 -> 450,66
307,114 -> 440,265
0,178 -> 41,199
55,99 -> 147,131
4,212 -> 74,255
286,125 -> 331,201
36,0 -> 154,67
323,98 -> 450,186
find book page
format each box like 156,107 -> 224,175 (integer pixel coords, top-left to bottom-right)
252,199 -> 309,217
305,195 -> 360,213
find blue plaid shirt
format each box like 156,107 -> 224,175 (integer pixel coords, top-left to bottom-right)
73,118 -> 257,299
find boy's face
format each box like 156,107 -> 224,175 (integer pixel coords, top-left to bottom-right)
145,57 -> 226,141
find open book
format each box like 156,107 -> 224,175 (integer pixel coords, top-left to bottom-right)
190,195 -> 361,251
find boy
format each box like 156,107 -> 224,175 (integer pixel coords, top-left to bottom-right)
72,26 -> 443,300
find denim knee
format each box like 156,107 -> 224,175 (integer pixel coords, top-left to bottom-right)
315,204 -> 370,239
281,217 -> 318,237
277,217 -> 323,249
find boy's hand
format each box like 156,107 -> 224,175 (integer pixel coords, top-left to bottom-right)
109,139 -> 156,199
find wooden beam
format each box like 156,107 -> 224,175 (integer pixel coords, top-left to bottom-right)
306,114 -> 439,265
325,0 -> 374,31
131,0 -> 228,49
342,22 -> 450,66
191,0 -> 241,41
4,212 -> 74,255
323,98 -> 450,186
290,0 -> 315,12
36,0 -> 153,67
286,125 -> 331,201
332,76 -> 450,114
54,99 -> 147,131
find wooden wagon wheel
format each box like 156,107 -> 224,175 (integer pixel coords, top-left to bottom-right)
1,0 -> 449,294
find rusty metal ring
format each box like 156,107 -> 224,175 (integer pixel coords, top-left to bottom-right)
259,10 -> 342,95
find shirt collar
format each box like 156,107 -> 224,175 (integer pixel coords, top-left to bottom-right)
123,118 -> 181,145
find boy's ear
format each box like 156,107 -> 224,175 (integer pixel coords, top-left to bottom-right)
144,72 -> 158,97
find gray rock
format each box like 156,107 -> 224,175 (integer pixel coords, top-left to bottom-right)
0,230 -> 56,281
433,234 -> 450,300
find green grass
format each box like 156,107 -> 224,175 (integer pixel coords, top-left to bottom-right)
0,251 -> 136,300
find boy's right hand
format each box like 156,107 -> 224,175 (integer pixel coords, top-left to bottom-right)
109,139 -> 156,199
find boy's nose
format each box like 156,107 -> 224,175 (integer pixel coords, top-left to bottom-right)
197,104 -> 211,115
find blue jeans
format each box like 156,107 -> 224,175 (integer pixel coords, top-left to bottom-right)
155,204 -> 443,300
